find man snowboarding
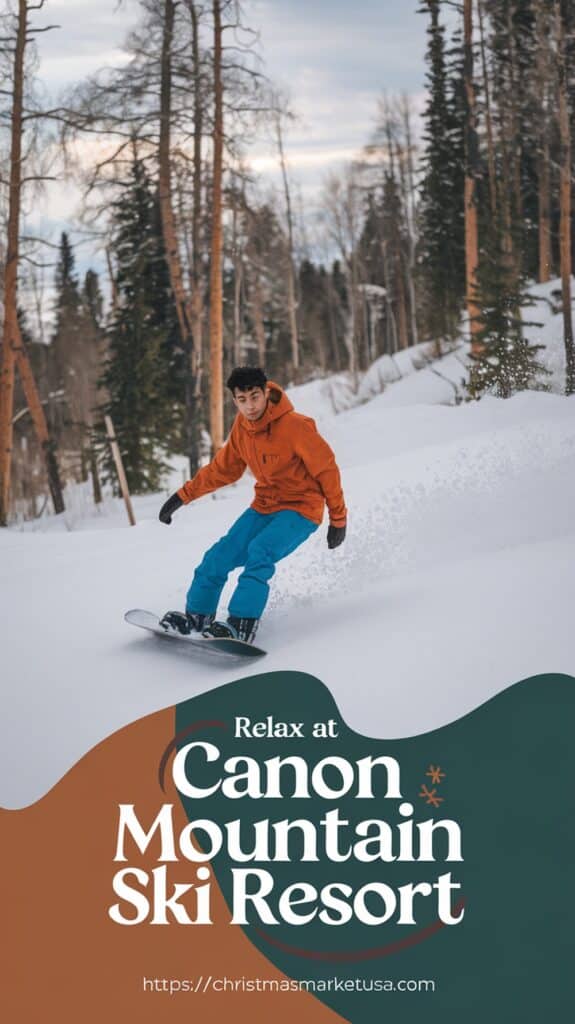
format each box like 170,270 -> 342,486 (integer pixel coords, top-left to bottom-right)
158,366 -> 347,644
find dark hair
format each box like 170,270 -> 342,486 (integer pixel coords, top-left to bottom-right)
226,366 -> 267,394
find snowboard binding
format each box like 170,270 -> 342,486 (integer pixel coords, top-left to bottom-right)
203,616 -> 259,645
159,610 -> 215,636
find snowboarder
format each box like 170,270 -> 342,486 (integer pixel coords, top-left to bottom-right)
158,366 -> 347,644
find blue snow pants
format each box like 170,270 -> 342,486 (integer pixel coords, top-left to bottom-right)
186,508 -> 319,619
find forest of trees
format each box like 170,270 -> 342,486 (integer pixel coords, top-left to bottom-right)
1,0 -> 574,523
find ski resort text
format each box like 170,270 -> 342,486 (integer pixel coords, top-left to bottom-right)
108,740 -> 465,929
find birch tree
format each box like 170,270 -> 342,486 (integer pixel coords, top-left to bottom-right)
272,94 -> 300,375
0,0 -> 64,525
209,0 -> 224,450
555,0 -> 575,393
463,0 -> 481,353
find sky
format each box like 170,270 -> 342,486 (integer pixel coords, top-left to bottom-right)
16,0 -> 449,305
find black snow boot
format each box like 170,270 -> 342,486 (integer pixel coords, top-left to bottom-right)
203,616 -> 259,644
160,610 -> 215,635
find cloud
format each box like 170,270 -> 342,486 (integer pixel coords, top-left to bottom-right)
31,0 -> 137,90
251,146 -> 361,172
20,0 -> 434,261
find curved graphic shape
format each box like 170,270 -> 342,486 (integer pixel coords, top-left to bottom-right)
173,669 -> 575,1021
158,718 -> 228,792
1,704 -> 345,1024
256,898 -> 466,962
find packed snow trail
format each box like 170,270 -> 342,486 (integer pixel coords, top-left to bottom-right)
2,388 -> 575,808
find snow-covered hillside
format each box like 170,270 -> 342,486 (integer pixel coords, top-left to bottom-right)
2,292 -> 575,808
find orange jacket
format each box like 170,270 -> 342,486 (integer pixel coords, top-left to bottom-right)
178,383 -> 347,526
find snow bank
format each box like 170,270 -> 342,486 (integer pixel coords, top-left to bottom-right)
522,277 -> 573,393
286,373 -> 359,423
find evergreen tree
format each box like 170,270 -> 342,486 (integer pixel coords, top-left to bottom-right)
331,260 -> 349,308
82,269 -> 104,327
50,233 -> 96,449
101,157 -> 181,494
467,0 -> 551,400
298,259 -> 332,372
51,231 -> 83,398
53,233 -> 82,325
483,0 -> 536,273
240,202 -> 291,383
468,217 -> 547,398
357,191 -> 386,287
381,171 -> 411,351
418,0 -> 466,343
513,0 -> 541,281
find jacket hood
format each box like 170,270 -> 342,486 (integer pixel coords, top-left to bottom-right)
238,381 -> 294,434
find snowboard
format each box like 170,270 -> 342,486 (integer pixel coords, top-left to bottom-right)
124,608 -> 267,658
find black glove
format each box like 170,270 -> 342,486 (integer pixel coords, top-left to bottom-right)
159,492 -> 184,525
327,523 -> 346,549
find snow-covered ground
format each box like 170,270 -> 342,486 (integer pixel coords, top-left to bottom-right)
2,283 -> 575,808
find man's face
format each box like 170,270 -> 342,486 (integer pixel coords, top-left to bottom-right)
232,386 -> 268,421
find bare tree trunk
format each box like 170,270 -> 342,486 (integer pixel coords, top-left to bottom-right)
463,0 -> 481,353
384,120 -> 410,353
392,141 -> 411,351
538,138 -> 552,283
105,415 -> 136,526
231,182 -> 243,366
159,1 -> 194,346
400,93 -> 418,243
343,305 -> 357,374
494,8 -> 520,314
177,165 -> 195,292
477,0 -> 497,217
158,0 -> 200,472
14,322 -> 65,513
535,4 -> 552,282
399,94 -> 419,346
556,1 -> 575,393
105,246 -> 119,315
382,241 -> 398,355
275,110 -> 299,374
29,266 -> 46,345
348,255 -> 361,373
209,0 -> 224,450
396,263 -> 409,350
506,0 -> 523,285
89,446 -> 102,505
250,266 -> 267,367
0,328 -> 16,524
499,105 -> 514,261
0,0 -> 26,525
187,0 -> 205,405
324,272 -> 342,372
1,0 -> 64,524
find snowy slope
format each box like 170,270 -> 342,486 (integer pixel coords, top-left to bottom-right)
523,278 -> 570,391
2,371 -> 574,808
